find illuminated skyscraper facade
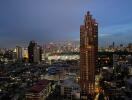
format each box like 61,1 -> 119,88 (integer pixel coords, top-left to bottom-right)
80,11 -> 98,95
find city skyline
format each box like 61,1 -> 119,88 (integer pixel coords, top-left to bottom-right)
0,0 -> 132,48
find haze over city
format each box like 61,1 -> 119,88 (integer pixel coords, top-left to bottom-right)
0,0 -> 132,48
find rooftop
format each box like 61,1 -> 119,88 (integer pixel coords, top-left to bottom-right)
28,79 -> 50,93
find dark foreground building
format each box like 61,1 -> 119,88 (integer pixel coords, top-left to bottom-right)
28,41 -> 42,63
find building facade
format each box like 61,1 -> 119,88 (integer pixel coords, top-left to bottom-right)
80,11 -> 98,95
26,80 -> 51,100
16,46 -> 23,61
28,41 -> 42,63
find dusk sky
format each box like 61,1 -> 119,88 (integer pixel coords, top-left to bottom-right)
0,0 -> 132,47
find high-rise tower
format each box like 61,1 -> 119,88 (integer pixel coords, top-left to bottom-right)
80,11 -> 98,95
28,41 -> 42,63
16,46 -> 22,61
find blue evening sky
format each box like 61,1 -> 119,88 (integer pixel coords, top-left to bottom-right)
0,0 -> 132,47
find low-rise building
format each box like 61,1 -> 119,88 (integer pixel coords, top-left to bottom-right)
60,79 -> 80,100
26,80 -> 51,100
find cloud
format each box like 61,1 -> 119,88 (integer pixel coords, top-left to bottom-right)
99,23 -> 132,46
0,0 -> 132,47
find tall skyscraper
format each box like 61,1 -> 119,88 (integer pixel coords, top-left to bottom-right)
22,48 -> 28,59
22,48 -> 28,62
80,11 -> 98,95
16,46 -> 22,61
33,45 -> 42,63
28,41 -> 42,63
28,41 -> 36,63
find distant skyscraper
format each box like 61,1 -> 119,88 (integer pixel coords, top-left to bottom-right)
33,45 -> 42,63
80,11 -> 98,95
112,42 -> 115,48
128,43 -> 132,52
22,48 -> 28,61
28,41 -> 41,63
28,41 -> 36,63
16,46 -> 22,61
